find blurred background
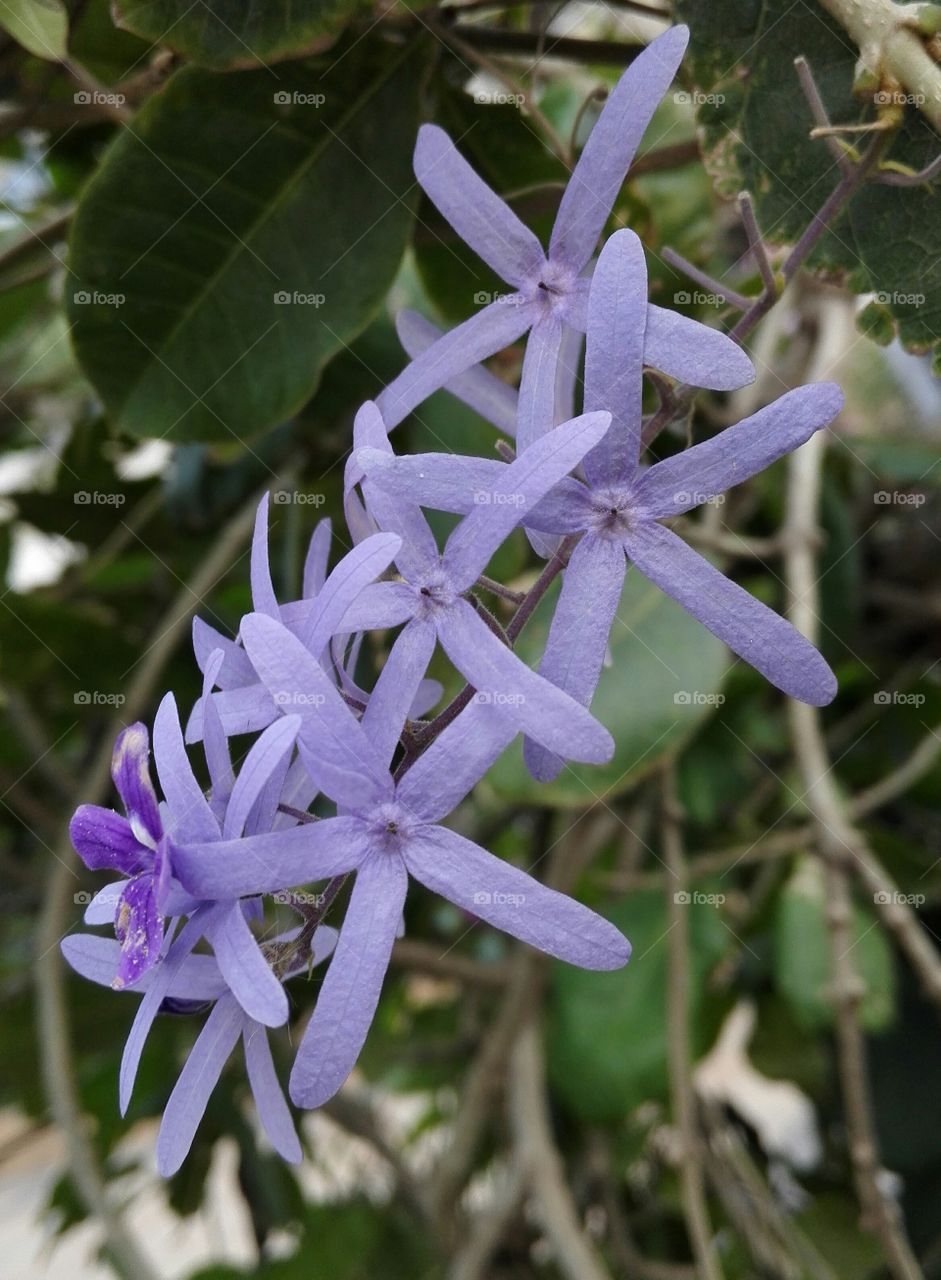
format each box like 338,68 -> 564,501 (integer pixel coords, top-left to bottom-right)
1,0 -> 940,1277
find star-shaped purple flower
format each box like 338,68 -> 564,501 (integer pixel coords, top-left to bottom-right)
365,230 -> 843,779
172,612 -> 631,1111
377,24 -> 754,432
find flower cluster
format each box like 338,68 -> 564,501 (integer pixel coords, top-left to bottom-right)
63,23 -> 843,1175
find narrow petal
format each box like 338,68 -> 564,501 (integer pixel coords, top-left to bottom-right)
295,532 -> 401,653
524,535 -> 626,781
377,298 -> 537,430
186,684 -> 276,744
414,124 -> 546,286
359,449 -> 507,517
549,25 -> 689,271
525,477 -> 593,535
396,697 -> 517,823
437,600 -> 614,764
153,693 -> 219,843
201,650 -> 234,819
362,619 -> 437,769
443,411 -> 611,590
582,229 -> 647,486
243,1021 -> 301,1163
289,853 -> 408,1109
111,723 -> 162,844
172,816 -> 369,900
322,580 -> 418,635
156,994 -> 244,1177
251,493 -> 280,618
406,827 -> 631,970
643,304 -> 755,391
207,902 -> 288,1027
302,517 -> 332,599
83,879 -> 126,925
192,617 -> 255,688
69,805 -> 144,875
396,309 -> 518,436
633,383 -> 845,518
223,715 -> 300,839
623,520 -> 837,705
240,613 -> 392,805
113,875 -> 163,989
554,323 -> 583,426
516,312 -> 564,453
62,932 -> 226,1001
120,912 -> 205,1113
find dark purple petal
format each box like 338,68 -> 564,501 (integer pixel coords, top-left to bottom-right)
414,124 -> 547,287
289,853 -> 408,1109
406,827 -> 631,970
623,519 -> 837,705
69,805 -> 146,875
110,723 -> 162,844
113,874 -> 164,990
632,383 -> 845,519
549,25 -> 689,272
524,534 -> 626,781
156,993 -> 244,1176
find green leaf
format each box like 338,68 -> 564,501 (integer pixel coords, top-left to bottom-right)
68,38 -> 427,443
548,893 -> 730,1122
488,569 -> 729,808
113,0 -> 366,70
0,0 -> 67,60
774,855 -> 896,1033
677,0 -> 941,364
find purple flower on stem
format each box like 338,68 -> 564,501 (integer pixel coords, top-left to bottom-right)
377,25 -> 753,432
366,230 -> 843,779
61,927 -> 337,1175
172,613 -> 631,1111
348,401 -> 615,765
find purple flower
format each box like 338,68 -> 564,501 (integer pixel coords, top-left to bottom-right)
172,612 -> 631,1110
61,926 -> 337,1175
376,25 -> 753,432
348,401 -> 616,765
365,230 -> 843,778
70,722 -> 175,990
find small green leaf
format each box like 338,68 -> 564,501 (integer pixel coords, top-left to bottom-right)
0,0 -> 68,60
68,39 -> 427,443
488,569 -> 729,808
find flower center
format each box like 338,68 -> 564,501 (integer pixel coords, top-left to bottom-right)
588,487 -> 637,539
366,802 -> 414,852
414,569 -> 456,615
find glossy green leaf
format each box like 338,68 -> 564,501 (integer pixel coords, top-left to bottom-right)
113,0 -> 365,70
488,568 -> 729,808
68,39 -> 427,443
0,0 -> 67,60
